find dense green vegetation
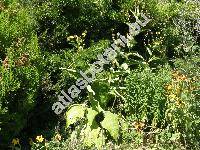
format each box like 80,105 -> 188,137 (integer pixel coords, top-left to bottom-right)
0,0 -> 199,149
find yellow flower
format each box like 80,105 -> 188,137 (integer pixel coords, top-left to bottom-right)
54,133 -> 62,141
12,138 -> 20,146
36,135 -> 44,143
166,84 -> 172,91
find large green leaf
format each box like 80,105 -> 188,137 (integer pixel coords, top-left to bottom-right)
87,107 -> 98,126
101,111 -> 119,141
65,104 -> 86,128
81,125 -> 105,149
80,108 -> 105,149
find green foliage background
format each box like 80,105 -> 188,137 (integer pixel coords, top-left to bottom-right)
0,0 -> 199,149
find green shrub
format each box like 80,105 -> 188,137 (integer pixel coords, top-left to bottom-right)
0,0 -> 199,149
125,67 -> 171,127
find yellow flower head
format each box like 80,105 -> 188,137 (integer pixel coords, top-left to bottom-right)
55,133 -> 62,141
12,138 -> 20,146
166,84 -> 172,91
36,135 -> 44,143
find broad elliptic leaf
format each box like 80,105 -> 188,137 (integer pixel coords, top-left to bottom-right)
87,107 -> 98,126
101,111 -> 119,141
80,108 -> 105,149
65,104 -> 86,128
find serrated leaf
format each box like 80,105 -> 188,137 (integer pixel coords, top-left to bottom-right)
101,111 -> 119,141
65,104 -> 86,128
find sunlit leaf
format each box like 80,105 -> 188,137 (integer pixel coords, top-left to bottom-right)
65,104 -> 86,128
101,111 -> 119,141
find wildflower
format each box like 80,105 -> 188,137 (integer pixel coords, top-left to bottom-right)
55,133 -> 62,141
36,135 -> 44,143
12,138 -> 20,146
166,84 -> 172,91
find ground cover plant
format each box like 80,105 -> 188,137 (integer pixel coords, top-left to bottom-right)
0,0 -> 199,149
